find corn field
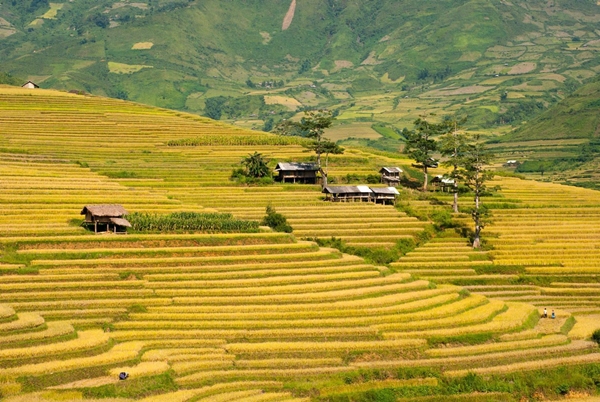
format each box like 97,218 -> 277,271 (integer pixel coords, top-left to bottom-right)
127,212 -> 260,233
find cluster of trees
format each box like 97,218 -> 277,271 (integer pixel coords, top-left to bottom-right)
87,13 -> 110,29
231,152 -> 274,185
417,66 -> 452,82
298,60 -> 311,74
204,95 -> 270,120
404,117 -> 493,248
494,100 -> 545,126
0,72 -> 21,86
12,0 -> 49,13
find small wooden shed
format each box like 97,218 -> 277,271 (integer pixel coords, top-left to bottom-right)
371,187 -> 400,205
275,162 -> 320,184
22,81 -> 39,89
81,204 -> 132,233
379,167 -> 403,187
322,185 -> 373,202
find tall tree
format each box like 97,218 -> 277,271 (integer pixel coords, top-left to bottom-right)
273,109 -> 336,186
459,134 -> 494,249
299,109 -> 335,167
404,116 -> 450,191
439,118 -> 468,213
319,140 -> 344,186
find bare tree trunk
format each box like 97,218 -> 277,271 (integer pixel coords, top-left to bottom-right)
423,166 -> 428,192
473,226 -> 481,249
321,153 -> 330,188
452,161 -> 459,213
453,186 -> 459,213
473,169 -> 481,248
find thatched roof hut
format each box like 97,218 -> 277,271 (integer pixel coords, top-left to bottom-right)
81,204 -> 131,233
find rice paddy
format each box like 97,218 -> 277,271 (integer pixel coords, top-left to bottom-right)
0,87 -> 599,401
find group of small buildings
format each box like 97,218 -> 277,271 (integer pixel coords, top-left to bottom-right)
273,163 -> 409,204
275,163 -> 406,188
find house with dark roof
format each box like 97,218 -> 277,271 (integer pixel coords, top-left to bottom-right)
379,167 -> 403,186
81,204 -> 131,233
275,162 -> 320,184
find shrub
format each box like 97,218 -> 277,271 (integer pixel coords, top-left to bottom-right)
261,206 -> 292,233
230,168 -> 274,185
365,174 -> 380,184
592,329 -> 600,345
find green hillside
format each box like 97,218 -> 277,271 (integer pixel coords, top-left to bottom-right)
486,76 -> 600,189
1,0 -> 600,142
505,76 -> 600,142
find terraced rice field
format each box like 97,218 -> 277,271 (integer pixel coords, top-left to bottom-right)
0,87 -> 599,401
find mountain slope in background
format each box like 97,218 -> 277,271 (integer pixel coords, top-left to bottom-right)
504,76 -> 600,142
1,0 -> 600,145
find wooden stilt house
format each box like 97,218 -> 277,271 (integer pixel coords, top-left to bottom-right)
322,186 -> 373,202
323,186 -> 400,204
275,162 -> 320,184
81,205 -> 132,234
371,187 -> 400,205
379,167 -> 403,187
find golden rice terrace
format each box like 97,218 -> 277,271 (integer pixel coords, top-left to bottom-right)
0,87 -> 599,402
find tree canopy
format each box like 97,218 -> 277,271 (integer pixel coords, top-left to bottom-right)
459,134 -> 494,248
241,152 -> 271,178
404,116 -> 451,191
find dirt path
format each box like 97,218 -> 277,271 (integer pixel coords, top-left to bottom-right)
282,0 -> 296,31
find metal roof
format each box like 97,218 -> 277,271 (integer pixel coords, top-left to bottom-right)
380,167 -> 403,174
275,162 -> 319,171
323,186 -> 361,194
433,175 -> 455,185
371,187 -> 400,195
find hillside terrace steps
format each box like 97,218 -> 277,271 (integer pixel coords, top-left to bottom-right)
1,88 -> 600,398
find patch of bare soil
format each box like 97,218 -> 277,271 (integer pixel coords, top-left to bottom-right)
282,0 -> 296,31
